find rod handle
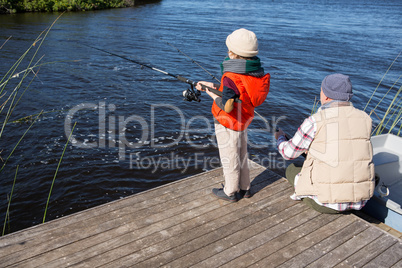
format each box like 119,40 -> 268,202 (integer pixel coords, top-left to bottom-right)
199,84 -> 241,103
177,75 -> 195,85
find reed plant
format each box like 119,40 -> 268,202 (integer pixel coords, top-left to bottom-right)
43,122 -> 76,223
310,96 -> 320,115
364,53 -> 402,136
2,165 -> 18,236
0,14 -> 76,235
0,14 -> 63,162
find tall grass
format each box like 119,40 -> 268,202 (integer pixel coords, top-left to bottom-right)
364,53 -> 402,136
311,96 -> 319,115
2,165 -> 18,236
43,122 -> 76,223
0,13 -> 76,235
0,112 -> 43,173
0,14 -> 63,130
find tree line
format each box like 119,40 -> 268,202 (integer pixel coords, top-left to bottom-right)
0,0 -> 138,13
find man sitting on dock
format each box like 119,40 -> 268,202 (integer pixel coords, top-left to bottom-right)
274,73 -> 375,213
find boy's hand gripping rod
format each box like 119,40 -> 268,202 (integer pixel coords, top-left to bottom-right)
84,44 -> 240,102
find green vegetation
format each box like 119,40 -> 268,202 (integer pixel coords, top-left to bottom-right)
2,165 -> 17,236
364,53 -> 402,136
0,0 -> 134,13
310,96 -> 319,115
1,14 -> 76,235
43,122 -> 76,223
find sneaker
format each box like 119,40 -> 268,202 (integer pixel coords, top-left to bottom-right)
212,188 -> 237,203
239,189 -> 252,199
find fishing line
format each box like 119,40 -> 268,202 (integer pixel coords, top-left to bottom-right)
165,41 -> 221,83
83,43 -> 240,103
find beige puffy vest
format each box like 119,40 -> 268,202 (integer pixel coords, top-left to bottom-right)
296,103 -> 375,203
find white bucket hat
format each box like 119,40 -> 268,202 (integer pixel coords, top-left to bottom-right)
226,28 -> 259,57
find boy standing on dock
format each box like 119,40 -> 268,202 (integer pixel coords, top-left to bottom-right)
275,74 -> 375,213
197,28 -> 270,202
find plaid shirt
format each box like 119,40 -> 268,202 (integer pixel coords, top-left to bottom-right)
277,113 -> 367,211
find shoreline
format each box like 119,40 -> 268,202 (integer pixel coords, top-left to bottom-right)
0,0 -> 161,14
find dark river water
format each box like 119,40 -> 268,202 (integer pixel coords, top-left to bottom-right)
0,0 -> 401,234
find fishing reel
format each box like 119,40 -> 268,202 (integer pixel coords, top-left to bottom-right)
183,85 -> 201,102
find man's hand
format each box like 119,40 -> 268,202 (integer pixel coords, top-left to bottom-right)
274,128 -> 286,140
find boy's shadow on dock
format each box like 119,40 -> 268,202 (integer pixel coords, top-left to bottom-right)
249,167 -> 285,196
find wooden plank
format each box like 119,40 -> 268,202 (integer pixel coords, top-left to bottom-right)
73,177 -> 292,267
138,202 -> 309,268
1,161 -> 401,268
4,165 -> 258,244
189,207 -> 322,268
306,226 -> 383,267
9,197 -> 222,268
391,260 -> 402,268
6,164 -> 282,267
220,213 -> 343,267
353,211 -> 402,239
1,172 -> 222,266
0,167 -> 223,252
3,164 -> 270,265
362,241 -> 402,267
276,217 -> 370,268
253,215 -> 358,267
334,234 -> 398,267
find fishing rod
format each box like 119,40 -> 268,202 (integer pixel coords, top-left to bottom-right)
83,44 -> 240,103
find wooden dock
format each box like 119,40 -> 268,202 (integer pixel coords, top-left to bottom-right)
0,161 -> 401,267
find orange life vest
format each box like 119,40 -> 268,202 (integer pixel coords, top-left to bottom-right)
211,72 -> 270,131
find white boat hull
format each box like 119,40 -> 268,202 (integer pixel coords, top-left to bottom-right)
363,134 -> 402,232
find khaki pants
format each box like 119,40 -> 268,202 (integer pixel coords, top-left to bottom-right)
215,123 -> 250,196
